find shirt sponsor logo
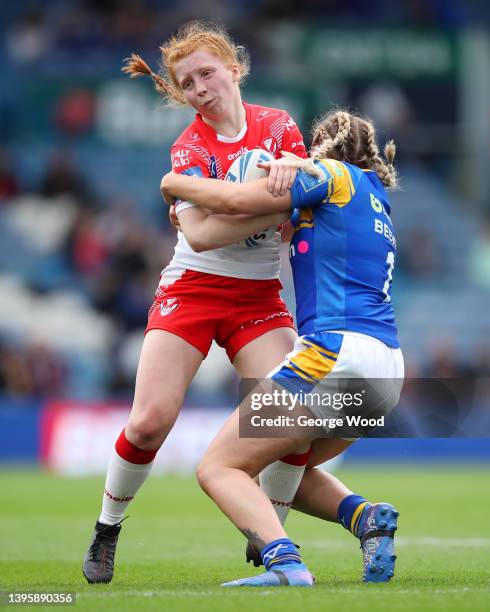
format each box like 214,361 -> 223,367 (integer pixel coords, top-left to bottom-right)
104,489 -> 134,502
172,149 -> 191,167
160,297 -> 180,317
241,311 -> 292,329
227,146 -> 249,161
298,165 -> 329,192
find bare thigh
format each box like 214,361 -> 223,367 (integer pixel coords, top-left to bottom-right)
125,330 -> 204,449
307,439 -> 354,468
234,329 -> 353,466
200,408 -> 306,479
232,327 -> 297,378
201,407 -> 353,477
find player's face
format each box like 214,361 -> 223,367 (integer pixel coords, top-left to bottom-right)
173,49 -> 240,120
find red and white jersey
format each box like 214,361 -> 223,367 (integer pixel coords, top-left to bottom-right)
167,102 -> 307,280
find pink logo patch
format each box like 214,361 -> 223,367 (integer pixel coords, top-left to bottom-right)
298,240 -> 309,254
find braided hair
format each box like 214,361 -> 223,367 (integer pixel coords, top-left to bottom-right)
298,110 -> 398,189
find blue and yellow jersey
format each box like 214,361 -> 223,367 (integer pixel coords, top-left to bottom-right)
289,159 -> 399,347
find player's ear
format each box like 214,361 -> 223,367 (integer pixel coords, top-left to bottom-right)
230,63 -> 240,83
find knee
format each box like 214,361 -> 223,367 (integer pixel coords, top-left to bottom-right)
127,404 -> 176,450
196,457 -> 216,495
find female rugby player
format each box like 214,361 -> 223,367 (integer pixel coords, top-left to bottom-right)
161,110 -> 404,586
83,21 -> 311,584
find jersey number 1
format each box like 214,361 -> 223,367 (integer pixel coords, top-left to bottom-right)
382,251 -> 395,302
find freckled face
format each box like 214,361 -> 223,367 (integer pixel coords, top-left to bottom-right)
173,49 -> 240,120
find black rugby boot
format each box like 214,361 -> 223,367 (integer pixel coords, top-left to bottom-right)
83,520 -> 123,584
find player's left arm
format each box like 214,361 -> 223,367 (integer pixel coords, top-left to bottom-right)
176,206 -> 288,252
161,173 -> 292,215
161,157 -> 337,215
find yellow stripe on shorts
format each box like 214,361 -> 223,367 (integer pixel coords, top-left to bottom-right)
288,345 -> 338,382
301,338 -> 339,361
284,361 -> 318,384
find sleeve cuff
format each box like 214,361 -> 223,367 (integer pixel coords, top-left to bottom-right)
175,199 -> 197,214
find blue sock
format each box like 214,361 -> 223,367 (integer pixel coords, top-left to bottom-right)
337,494 -> 369,536
261,538 -> 302,570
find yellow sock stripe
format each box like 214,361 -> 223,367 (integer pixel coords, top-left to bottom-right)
350,502 -> 368,535
268,555 -> 301,568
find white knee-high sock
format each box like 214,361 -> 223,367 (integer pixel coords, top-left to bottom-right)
98,429 -> 157,525
259,450 -> 311,525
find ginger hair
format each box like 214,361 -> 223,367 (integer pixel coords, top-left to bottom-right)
121,21 -> 250,106
294,110 -> 398,189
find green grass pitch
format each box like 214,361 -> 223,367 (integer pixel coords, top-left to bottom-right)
1,466 -> 489,611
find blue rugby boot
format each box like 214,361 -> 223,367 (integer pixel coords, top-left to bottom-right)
222,538 -> 314,587
356,503 -> 399,583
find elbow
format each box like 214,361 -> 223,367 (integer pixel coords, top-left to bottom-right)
185,235 -> 204,252
186,235 -> 212,253
160,174 -> 173,205
190,242 -> 207,253
160,174 -> 169,197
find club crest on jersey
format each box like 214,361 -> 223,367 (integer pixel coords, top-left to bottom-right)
262,137 -> 278,153
160,297 -> 180,317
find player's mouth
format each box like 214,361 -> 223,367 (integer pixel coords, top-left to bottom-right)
202,98 -> 216,108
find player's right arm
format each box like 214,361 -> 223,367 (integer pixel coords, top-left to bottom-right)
168,145 -> 288,250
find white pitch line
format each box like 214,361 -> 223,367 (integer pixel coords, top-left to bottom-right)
78,590 -> 217,599
76,586 -> 487,598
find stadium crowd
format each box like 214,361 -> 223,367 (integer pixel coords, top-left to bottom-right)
0,0 -> 489,401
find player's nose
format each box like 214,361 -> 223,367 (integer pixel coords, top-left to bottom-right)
195,78 -> 207,96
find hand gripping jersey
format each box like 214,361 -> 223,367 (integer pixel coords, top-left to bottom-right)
168,102 -> 307,280
289,160 -> 399,348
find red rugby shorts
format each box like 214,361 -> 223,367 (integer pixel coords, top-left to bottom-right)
146,270 -> 295,361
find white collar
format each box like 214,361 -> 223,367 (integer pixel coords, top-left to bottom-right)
216,120 -> 248,143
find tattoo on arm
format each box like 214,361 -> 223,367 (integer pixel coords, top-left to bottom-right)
240,528 -> 267,551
